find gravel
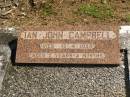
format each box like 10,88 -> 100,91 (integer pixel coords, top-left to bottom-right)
0,64 -> 127,97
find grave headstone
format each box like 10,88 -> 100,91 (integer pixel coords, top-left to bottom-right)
16,26 -> 120,64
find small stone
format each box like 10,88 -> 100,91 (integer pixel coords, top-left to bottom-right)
120,64 -> 125,68
20,12 -> 27,16
101,0 -> 107,4
83,18 -> 89,23
0,62 -> 3,67
13,0 -> 19,6
0,55 -> 4,61
121,0 -> 126,3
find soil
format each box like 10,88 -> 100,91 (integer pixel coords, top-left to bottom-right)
0,0 -> 130,27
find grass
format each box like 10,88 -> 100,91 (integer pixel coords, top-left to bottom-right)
77,4 -> 114,20
41,0 -> 56,16
126,14 -> 130,22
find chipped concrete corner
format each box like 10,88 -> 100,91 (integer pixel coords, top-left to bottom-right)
0,27 -> 129,97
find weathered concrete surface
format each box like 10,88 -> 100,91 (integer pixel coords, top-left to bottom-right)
0,28 -> 17,91
0,28 -> 129,97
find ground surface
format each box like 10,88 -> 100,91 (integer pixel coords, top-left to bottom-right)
0,0 -> 130,26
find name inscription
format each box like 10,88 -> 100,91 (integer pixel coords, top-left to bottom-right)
16,29 -> 120,64
21,31 -> 116,40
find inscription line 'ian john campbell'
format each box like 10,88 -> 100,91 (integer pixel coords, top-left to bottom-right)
20,31 -> 116,40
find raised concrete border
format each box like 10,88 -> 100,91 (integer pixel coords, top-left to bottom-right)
0,27 -> 17,90
120,26 -> 130,82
